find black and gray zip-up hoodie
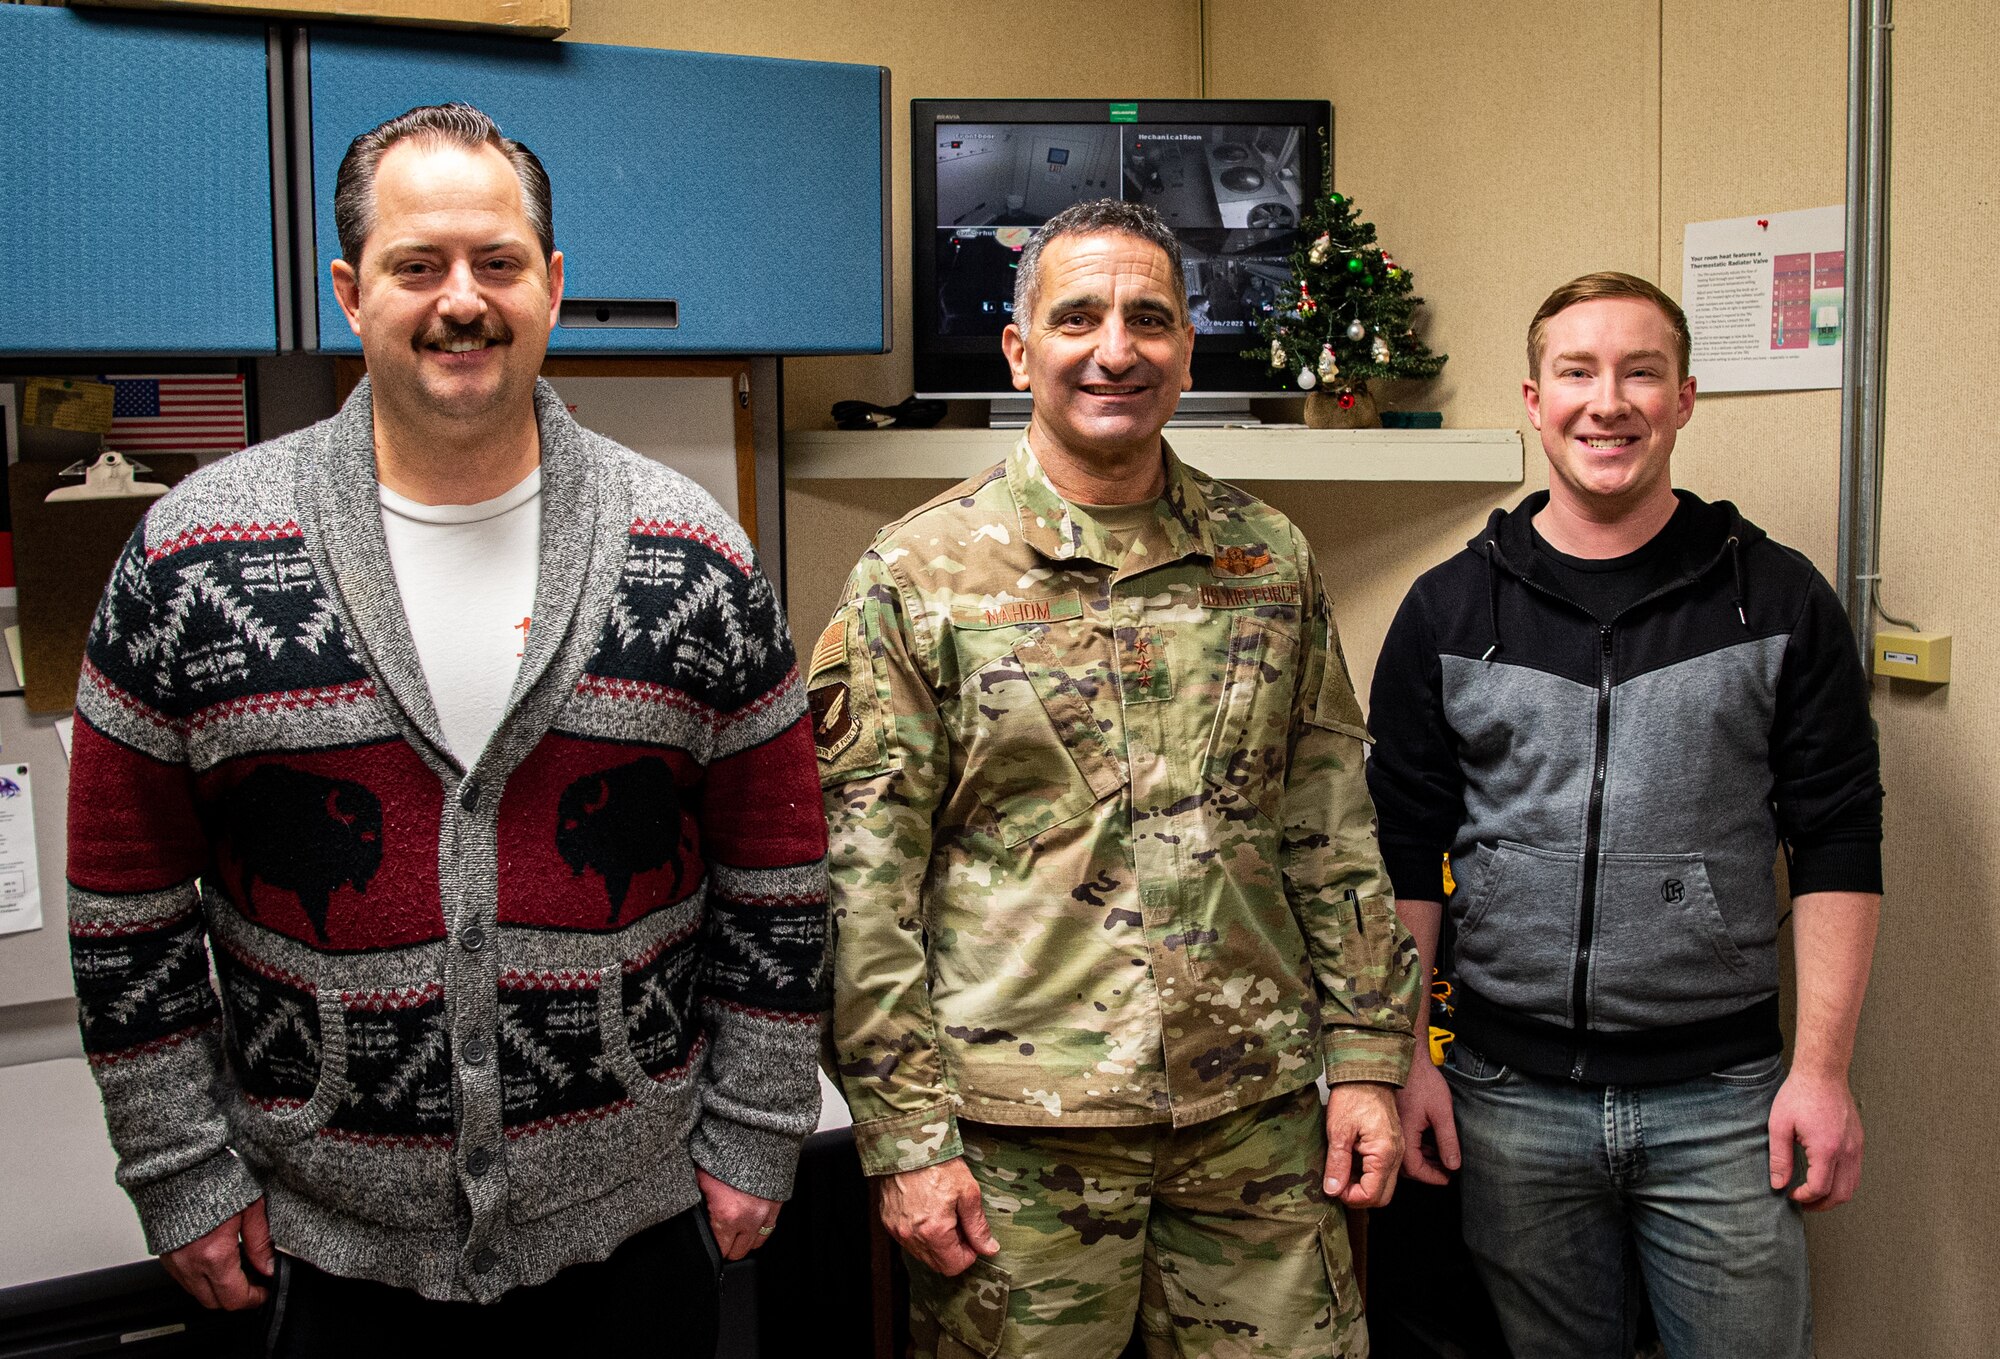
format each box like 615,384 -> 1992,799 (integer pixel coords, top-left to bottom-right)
1366,490 -> 1882,1084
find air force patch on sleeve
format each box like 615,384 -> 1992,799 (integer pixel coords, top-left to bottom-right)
810,680 -> 858,760
807,605 -> 893,787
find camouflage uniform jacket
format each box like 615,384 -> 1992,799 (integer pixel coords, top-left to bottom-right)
815,437 -> 1419,1176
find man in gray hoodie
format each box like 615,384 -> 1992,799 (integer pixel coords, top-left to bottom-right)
1366,272 -> 1882,1358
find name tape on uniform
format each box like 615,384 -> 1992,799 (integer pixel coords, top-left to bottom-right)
951,593 -> 1085,629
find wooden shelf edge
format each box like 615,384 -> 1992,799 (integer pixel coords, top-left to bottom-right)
784,427 -> 1525,483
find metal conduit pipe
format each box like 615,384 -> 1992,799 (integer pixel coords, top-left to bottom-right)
1836,0 -> 1894,667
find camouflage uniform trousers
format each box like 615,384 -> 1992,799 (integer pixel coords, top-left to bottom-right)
906,1083 -> 1368,1359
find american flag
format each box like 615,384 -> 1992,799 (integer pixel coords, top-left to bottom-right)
103,374 -> 247,456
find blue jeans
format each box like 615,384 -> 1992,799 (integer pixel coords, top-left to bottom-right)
1443,1042 -> 1811,1359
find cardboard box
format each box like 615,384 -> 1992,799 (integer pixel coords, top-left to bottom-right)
69,0 -> 568,40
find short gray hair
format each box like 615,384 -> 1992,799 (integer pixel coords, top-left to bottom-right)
334,102 -> 554,266
1012,200 -> 1187,326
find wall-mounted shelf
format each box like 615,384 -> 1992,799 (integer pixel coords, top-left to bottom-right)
784,427 -> 1523,482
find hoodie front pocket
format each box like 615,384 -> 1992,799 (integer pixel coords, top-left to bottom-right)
1451,840 -> 1583,1022
1587,853 -> 1749,1029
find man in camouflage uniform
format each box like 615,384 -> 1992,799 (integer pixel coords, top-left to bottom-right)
813,200 -> 1421,1358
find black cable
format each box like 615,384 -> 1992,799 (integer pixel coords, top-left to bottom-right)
831,396 -> 947,430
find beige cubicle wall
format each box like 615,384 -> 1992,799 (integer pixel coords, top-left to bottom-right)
1793,7 -> 1999,1354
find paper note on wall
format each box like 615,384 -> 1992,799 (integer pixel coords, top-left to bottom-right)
0,764 -> 42,936
1682,205 -> 1846,393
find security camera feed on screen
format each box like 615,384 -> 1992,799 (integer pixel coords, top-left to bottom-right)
933,123 -> 1309,337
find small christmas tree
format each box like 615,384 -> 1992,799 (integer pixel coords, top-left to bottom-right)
1246,189 -> 1446,411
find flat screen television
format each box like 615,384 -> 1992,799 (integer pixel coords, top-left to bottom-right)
912,98 -> 1332,400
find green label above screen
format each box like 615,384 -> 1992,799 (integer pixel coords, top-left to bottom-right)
1109,102 -> 1139,123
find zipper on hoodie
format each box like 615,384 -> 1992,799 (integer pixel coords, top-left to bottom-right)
1479,514 -> 1746,1083
1569,623 -> 1615,1081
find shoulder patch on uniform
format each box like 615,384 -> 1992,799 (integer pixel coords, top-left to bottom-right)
809,615 -> 848,682
809,680 -> 859,760
1200,581 -> 1302,608
949,592 -> 1084,629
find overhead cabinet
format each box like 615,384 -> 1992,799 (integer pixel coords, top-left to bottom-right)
300,28 -> 888,355
300,29 -> 890,356
0,9 -> 889,357
0,6 -> 282,356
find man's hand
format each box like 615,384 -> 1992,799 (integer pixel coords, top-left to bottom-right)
161,1198 -> 274,1311
1325,1082 -> 1404,1208
696,1167 -> 783,1261
1768,1068 -> 1864,1212
1395,1058 -> 1461,1186
876,1157 -> 999,1277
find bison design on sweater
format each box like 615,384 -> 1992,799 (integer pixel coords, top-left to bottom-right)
556,757 -> 689,924
216,765 -> 383,943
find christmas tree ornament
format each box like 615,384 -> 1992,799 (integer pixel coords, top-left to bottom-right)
1338,392 -> 1357,410
1347,319 -> 1367,341
1346,256 -> 1365,274
1317,344 -> 1339,384
1297,366 -> 1318,390
1308,233 -> 1331,265
1362,271 -> 1375,286
1270,339 -> 1286,370
1372,335 -> 1392,363
1387,267 -> 1404,281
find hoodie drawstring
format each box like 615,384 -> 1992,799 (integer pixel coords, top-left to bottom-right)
1727,535 -> 1747,627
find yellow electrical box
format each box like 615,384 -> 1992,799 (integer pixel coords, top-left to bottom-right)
1873,628 -> 1951,684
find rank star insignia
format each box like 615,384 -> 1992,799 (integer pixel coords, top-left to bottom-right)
1213,545 -> 1274,576
809,682 -> 858,760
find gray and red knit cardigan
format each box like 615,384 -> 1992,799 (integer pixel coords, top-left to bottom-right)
67,379 -> 829,1303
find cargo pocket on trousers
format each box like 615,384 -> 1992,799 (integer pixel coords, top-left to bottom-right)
908,1255 -> 1011,1358
1317,1212 -> 1360,1332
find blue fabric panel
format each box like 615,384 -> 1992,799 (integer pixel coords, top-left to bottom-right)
308,31 -> 887,356
0,8 -> 276,356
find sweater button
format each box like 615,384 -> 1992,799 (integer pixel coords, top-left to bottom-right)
466,1147 -> 493,1177
460,779 -> 481,812
471,1248 -> 497,1275
462,1036 -> 490,1065
461,925 -> 485,953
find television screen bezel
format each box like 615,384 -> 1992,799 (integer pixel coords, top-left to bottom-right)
912,98 -> 1333,399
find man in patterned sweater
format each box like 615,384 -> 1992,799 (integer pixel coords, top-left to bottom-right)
66,103 -> 828,1348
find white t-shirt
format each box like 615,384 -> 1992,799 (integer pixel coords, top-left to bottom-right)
379,468 -> 542,765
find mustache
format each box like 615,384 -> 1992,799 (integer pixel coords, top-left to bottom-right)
416,317 -> 512,348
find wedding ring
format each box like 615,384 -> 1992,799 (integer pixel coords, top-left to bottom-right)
757,1225 -> 774,1236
